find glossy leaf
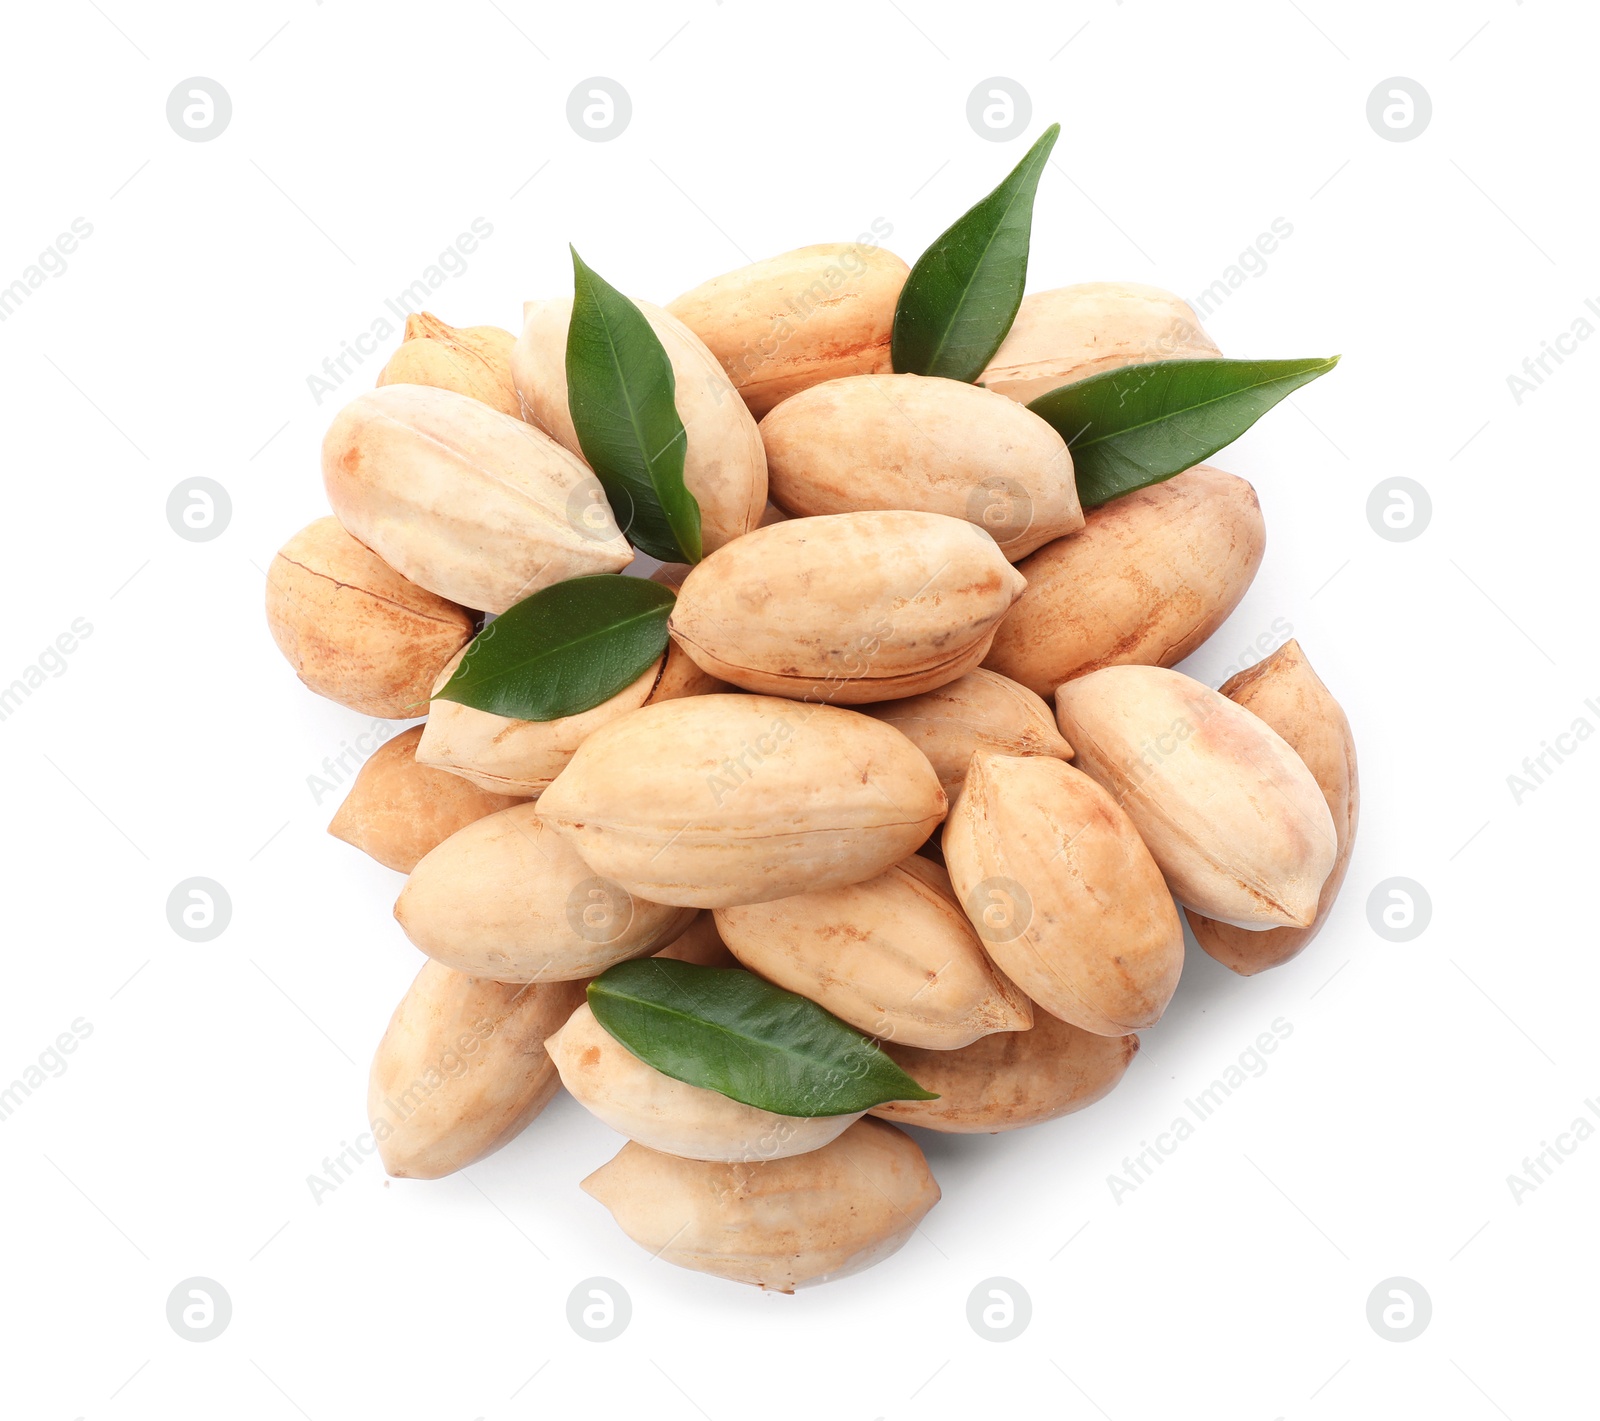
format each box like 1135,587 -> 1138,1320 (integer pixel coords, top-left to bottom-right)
588,959 -> 938,1117
566,248 -> 703,562
433,575 -> 673,721
1028,355 -> 1341,506
891,123 -> 1059,382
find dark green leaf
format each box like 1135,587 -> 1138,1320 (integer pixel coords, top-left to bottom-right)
587,959 -> 938,1117
565,248 -> 702,562
1028,355 -> 1341,507
891,123 -> 1059,382
433,575 -> 673,721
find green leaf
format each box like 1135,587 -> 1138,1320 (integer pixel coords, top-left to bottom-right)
891,123 -> 1060,382
587,959 -> 938,1117
432,575 -> 674,722
565,247 -> 703,563
1028,355 -> 1341,507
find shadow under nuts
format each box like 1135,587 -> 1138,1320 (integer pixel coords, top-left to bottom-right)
536,694 -> 947,908
322,383 -> 630,614
759,373 -> 1082,560
581,1118 -> 939,1291
394,803 -> 696,981
265,516 -> 474,719
715,855 -> 1033,1050
328,725 -> 524,874
943,752 -> 1184,1035
1056,665 -> 1337,929
1185,640 -> 1358,974
666,243 -> 909,419
870,1013 -> 1139,1134
547,1003 -> 861,1162
367,961 -> 585,1180
670,511 -> 1027,704
984,465 -> 1265,699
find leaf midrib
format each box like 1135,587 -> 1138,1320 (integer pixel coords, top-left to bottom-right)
583,269 -> 666,495
598,986 -> 844,1076
452,600 -> 668,692
1064,360 -> 1336,450
919,148 -> 1045,374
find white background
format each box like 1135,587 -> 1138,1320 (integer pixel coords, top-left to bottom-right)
1,1 -> 1594,1417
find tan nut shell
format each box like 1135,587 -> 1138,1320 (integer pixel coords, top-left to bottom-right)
328,725 -> 523,873
649,634 -> 730,701
367,961 -> 584,1179
376,312 -> 522,419
1055,666 -> 1337,929
394,803 -> 697,981
1185,641 -> 1359,974
670,512 -> 1026,704
582,1118 -> 939,1290
715,856 -> 1032,1050
984,465 -> 1266,699
322,383 -> 631,613
415,636 -> 724,798
512,297 -> 767,554
655,913 -> 740,969
943,753 -> 1184,1035
861,669 -> 1072,801
759,373 -> 1082,560
870,1013 -> 1139,1133
537,694 -> 948,909
666,243 -> 909,418
418,653 -> 660,797
547,1003 -> 861,1162
978,282 -> 1219,404
265,517 -> 474,717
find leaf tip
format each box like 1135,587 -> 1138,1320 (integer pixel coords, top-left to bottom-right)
893,1069 -> 940,1103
